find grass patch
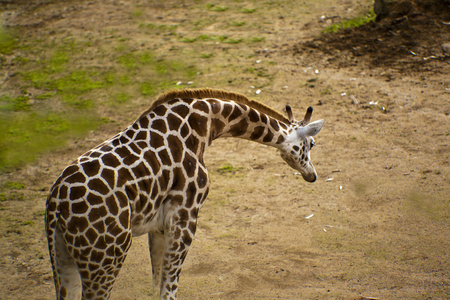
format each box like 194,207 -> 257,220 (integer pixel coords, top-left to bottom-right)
180,34 -> 246,44
200,53 -> 214,59
180,37 -> 198,43
115,93 -> 131,104
249,37 -> 265,43
224,38 -> 243,44
206,4 -> 229,12
191,18 -> 218,30
0,111 -> 100,169
0,27 -> 18,54
323,11 -> 375,33
241,8 -> 257,14
230,21 -> 246,27
132,9 -> 143,18
217,164 -> 242,174
0,26 -> 198,170
138,23 -> 178,35
0,95 -> 31,111
2,182 -> 25,190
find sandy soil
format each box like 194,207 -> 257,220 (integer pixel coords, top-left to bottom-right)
0,0 -> 449,299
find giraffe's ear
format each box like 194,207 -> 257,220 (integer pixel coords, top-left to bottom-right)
296,119 -> 325,139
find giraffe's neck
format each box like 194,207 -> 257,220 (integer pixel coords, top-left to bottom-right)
137,98 -> 290,157
208,99 -> 289,146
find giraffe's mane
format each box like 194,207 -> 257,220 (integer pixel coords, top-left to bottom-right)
140,88 -> 290,123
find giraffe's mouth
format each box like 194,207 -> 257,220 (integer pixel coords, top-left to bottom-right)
302,172 -> 317,183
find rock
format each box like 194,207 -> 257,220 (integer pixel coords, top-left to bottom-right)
374,0 -> 418,22
374,0 -> 390,21
442,43 -> 450,55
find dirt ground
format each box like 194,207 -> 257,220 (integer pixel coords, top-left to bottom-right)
0,0 -> 449,299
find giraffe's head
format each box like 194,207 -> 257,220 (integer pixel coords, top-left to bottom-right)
279,106 -> 324,182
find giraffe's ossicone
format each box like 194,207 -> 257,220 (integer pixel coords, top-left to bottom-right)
45,88 -> 324,300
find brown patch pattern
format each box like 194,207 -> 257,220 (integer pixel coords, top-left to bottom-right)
45,88 -> 318,300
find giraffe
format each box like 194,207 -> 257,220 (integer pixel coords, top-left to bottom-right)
45,88 -> 324,300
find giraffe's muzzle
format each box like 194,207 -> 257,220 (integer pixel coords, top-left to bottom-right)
302,172 -> 317,183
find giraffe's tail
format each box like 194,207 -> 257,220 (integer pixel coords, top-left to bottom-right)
45,193 -> 82,299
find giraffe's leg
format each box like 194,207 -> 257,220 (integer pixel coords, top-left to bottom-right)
159,211 -> 198,300
148,231 -> 165,297
76,228 -> 132,300
52,224 -> 82,299
53,201 -> 132,300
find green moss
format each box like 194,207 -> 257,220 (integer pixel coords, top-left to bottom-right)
323,11 -> 375,33
140,81 -> 155,96
241,8 -> 256,13
119,75 -> 131,85
217,164 -> 242,174
115,93 -> 131,104
224,38 -> 243,44
0,27 -> 18,54
138,23 -> 178,35
230,21 -> 246,26
200,53 -> 213,59
180,37 -> 198,43
117,53 -> 140,69
0,14 -> 198,170
3,182 -> 25,190
0,95 -> 31,111
49,50 -> 69,72
249,37 -> 265,43
0,111 -> 99,169
132,9 -> 143,18
206,4 -> 228,12
35,93 -> 54,100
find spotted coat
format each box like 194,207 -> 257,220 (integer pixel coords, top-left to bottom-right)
45,88 -> 324,299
